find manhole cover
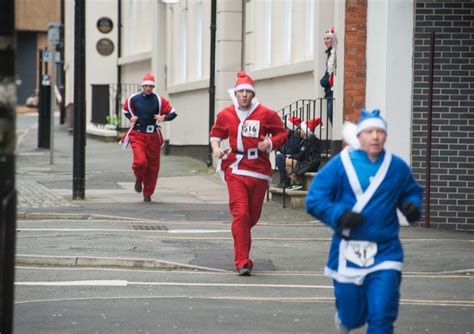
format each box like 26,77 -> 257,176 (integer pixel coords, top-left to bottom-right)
70,245 -> 137,250
132,225 -> 168,231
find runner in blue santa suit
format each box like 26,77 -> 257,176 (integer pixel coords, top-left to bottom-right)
305,109 -> 423,334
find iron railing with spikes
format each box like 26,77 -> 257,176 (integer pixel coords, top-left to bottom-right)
273,97 -> 334,208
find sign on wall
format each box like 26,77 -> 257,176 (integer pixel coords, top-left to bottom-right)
96,38 -> 115,56
97,17 -> 113,34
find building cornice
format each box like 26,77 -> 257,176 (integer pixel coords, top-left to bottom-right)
248,60 -> 314,82
117,51 -> 152,65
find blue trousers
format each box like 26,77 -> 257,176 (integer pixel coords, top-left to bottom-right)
333,270 -> 402,334
275,152 -> 287,182
326,92 -> 333,124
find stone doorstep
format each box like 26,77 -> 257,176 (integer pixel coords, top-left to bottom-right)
268,186 -> 307,209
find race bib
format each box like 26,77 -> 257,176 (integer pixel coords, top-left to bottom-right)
344,240 -> 377,267
242,120 -> 260,138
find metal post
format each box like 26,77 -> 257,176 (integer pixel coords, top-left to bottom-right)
73,0 -> 86,199
0,0 -> 17,331
50,48 -> 56,164
424,32 -> 435,229
38,48 -> 44,148
207,0 -> 217,167
59,0 -> 66,124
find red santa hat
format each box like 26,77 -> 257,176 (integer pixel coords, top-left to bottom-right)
300,118 -> 322,135
323,26 -> 335,38
285,116 -> 302,130
141,73 -> 156,87
234,71 -> 256,94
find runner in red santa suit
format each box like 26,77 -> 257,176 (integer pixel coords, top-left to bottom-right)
210,71 -> 288,276
121,73 -> 177,202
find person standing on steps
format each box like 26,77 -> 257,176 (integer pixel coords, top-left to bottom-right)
120,73 -> 177,202
210,71 -> 288,276
306,109 -> 423,333
320,26 -> 337,124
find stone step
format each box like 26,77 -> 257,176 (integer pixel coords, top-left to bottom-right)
303,172 -> 316,190
268,186 -> 307,209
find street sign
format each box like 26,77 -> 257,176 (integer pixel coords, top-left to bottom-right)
43,51 -> 52,61
48,22 -> 62,46
42,51 -> 60,63
42,74 -> 50,86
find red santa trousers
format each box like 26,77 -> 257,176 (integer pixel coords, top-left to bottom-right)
129,130 -> 163,197
225,169 -> 268,271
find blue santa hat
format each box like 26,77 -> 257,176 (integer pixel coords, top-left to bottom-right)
357,109 -> 387,134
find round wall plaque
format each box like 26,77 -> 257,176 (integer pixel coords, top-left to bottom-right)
97,17 -> 113,34
96,38 -> 114,56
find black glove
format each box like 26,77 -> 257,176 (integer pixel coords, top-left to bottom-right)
338,211 -> 364,229
401,202 -> 421,221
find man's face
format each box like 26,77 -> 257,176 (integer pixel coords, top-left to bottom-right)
358,127 -> 387,159
142,85 -> 154,95
324,36 -> 333,49
235,89 -> 254,110
298,128 -> 306,139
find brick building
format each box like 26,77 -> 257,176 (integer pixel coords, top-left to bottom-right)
15,0 -> 61,105
411,0 -> 473,230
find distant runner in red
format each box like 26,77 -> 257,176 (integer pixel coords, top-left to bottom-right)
210,71 -> 288,276
121,73 -> 177,202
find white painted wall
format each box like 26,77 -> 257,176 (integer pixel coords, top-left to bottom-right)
121,60 -> 152,86
85,0 -> 118,132
168,88 -> 210,146
366,0 -> 414,163
252,72 -> 315,112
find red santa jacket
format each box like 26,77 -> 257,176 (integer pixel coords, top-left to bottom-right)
210,101 -> 288,182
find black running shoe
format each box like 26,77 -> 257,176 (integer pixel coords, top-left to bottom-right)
238,264 -> 251,276
135,179 -> 142,193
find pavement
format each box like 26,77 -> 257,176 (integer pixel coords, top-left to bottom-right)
13,112 -> 474,333
15,112 -> 314,272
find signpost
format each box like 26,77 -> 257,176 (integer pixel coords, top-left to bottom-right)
48,22 -> 62,164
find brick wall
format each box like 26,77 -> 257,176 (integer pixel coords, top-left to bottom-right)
412,0 -> 474,230
343,0 -> 367,123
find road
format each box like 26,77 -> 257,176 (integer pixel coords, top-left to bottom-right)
13,113 -> 474,333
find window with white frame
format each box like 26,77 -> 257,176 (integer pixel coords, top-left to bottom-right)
305,0 -> 314,59
167,0 -> 207,85
248,0 -> 315,70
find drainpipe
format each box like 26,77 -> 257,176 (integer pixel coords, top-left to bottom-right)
424,32 -> 435,229
207,0 -> 217,167
116,0 -> 122,122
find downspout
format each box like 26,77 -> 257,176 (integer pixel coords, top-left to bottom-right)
207,0 -> 217,167
241,0 -> 246,70
116,0 -> 122,123
424,32 -> 435,229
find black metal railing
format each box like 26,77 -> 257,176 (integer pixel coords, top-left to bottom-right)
274,97 -> 335,208
91,83 -> 141,130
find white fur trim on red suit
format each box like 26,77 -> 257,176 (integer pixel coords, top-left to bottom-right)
234,84 -> 256,94
141,80 -> 155,87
